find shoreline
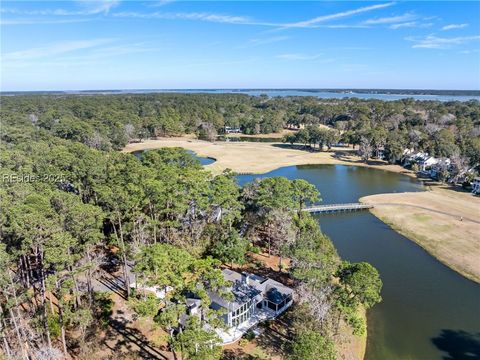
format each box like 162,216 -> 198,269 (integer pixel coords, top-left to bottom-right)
124,137 -> 480,285
124,137 -> 372,358
123,137 -> 415,177
361,188 -> 480,284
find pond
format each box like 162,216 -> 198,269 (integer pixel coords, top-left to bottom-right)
237,165 -> 480,360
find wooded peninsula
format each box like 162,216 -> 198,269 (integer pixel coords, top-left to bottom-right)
1,93 -> 479,360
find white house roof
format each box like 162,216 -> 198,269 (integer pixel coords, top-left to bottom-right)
210,269 -> 293,311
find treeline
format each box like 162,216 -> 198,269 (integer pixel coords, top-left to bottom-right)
0,93 -> 285,149
284,126 -> 339,150
1,94 -> 479,170
1,118 -> 381,359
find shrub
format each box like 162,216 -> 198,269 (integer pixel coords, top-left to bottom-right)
94,291 -> 114,327
129,292 -> 160,318
238,338 -> 249,347
249,245 -> 261,254
244,329 -> 256,341
47,313 -> 61,339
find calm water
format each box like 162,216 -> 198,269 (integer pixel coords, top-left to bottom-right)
163,89 -> 480,102
237,165 -> 480,360
19,89 -> 478,102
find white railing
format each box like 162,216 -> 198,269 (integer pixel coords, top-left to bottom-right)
303,203 -> 373,213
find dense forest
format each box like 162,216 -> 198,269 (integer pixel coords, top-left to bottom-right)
2,93 -> 479,174
2,92 -> 478,359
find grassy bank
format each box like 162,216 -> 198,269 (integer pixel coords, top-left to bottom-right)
336,306 -> 367,360
123,137 -> 413,177
361,188 -> 480,284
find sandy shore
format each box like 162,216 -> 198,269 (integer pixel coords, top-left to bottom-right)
123,137 -> 412,176
361,188 -> 480,283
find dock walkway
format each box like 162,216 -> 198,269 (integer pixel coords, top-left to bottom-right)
303,203 -> 373,214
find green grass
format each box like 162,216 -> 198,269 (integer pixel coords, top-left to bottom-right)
413,213 -> 432,222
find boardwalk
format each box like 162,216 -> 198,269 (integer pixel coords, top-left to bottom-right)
303,202 -> 373,214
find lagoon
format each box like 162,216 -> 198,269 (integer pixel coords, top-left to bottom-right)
237,165 -> 480,360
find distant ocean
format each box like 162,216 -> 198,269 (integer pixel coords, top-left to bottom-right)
3,89 -> 480,102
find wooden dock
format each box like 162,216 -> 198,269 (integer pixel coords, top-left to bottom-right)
303,203 -> 373,214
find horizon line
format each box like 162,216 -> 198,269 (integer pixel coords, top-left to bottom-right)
2,87 -> 480,93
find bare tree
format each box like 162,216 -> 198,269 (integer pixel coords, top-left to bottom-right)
359,136 -> 373,162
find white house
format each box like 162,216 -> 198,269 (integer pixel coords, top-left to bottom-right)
472,177 -> 480,194
225,126 -> 241,134
402,151 -> 429,167
208,269 -> 294,344
402,151 -> 451,178
138,268 -> 294,345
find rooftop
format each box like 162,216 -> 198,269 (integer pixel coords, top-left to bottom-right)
209,269 -> 293,311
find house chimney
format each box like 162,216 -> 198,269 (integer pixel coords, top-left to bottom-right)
242,273 -> 250,285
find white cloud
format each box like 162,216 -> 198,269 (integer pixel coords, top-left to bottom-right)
2,40 -> 157,69
75,0 -> 120,14
281,2 -> 395,28
1,2 -> 396,30
322,24 -> 370,29
390,21 -> 433,29
390,21 -> 417,29
2,39 -> 113,61
1,18 -> 91,25
112,11 -> 261,25
406,35 -> 480,49
1,0 -> 120,17
363,13 -> 416,25
441,23 -> 468,31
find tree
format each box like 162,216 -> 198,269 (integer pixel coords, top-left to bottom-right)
254,177 -> 295,211
283,133 -> 296,146
133,243 -> 193,295
336,261 -> 382,309
197,122 -> 217,142
173,317 -> 222,360
306,126 -> 321,149
291,215 -> 339,287
296,128 -> 310,149
154,107 -> 183,136
432,129 -> 459,158
211,170 -> 243,230
359,136 -> 373,163
384,131 -> 406,164
287,330 -> 336,360
210,230 -> 248,267
155,303 -> 187,357
292,179 -> 320,211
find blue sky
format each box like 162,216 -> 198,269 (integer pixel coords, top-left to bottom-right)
1,1 -> 479,91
